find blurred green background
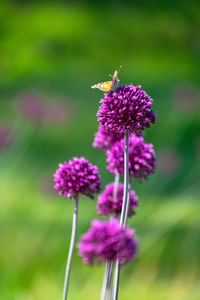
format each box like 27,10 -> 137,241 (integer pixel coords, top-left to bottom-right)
0,0 -> 200,299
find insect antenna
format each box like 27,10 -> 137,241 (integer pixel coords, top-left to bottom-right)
118,65 -> 122,74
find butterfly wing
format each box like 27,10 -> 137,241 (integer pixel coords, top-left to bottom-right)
91,81 -> 113,92
111,70 -> 120,90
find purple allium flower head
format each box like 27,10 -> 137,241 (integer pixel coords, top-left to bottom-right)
54,157 -> 101,199
106,134 -> 156,179
93,125 -> 124,151
78,220 -> 138,265
97,183 -> 139,218
97,85 -> 157,134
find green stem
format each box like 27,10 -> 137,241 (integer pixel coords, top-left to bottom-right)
112,132 -> 129,300
101,173 -> 120,300
63,195 -> 79,300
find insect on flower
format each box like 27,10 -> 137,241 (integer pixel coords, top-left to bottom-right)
91,67 -> 121,92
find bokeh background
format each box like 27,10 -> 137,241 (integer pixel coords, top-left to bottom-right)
0,1 -> 200,299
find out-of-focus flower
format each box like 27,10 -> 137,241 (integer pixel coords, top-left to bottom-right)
78,219 -> 138,265
195,136 -> 200,160
106,134 -> 156,179
39,174 -> 58,198
16,91 -> 73,125
158,147 -> 181,176
97,182 -> 139,218
173,84 -> 199,113
42,98 -> 73,125
97,85 -> 157,134
54,157 -> 101,199
0,124 -> 15,151
17,91 -> 45,124
93,125 -> 124,151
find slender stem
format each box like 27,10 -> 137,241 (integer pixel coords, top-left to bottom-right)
101,173 -> 120,300
113,173 -> 120,202
120,132 -> 129,225
101,261 -> 112,300
112,262 -> 120,300
107,261 -> 114,300
124,177 -> 132,225
112,132 -> 129,300
63,195 -> 79,300
101,262 -> 109,300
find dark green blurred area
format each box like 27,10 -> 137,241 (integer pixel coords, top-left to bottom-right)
0,1 -> 200,299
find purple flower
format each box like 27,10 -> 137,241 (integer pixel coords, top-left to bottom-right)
158,147 -> 181,176
97,85 -> 157,134
78,220 -> 138,265
16,91 -> 74,125
54,157 -> 101,199
173,84 -> 199,113
93,125 -> 124,151
0,124 -> 15,151
42,98 -> 74,125
195,136 -> 200,161
97,183 -> 139,218
17,91 -> 45,124
106,134 -> 156,179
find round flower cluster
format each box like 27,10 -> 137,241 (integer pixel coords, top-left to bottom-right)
78,220 -> 138,265
54,157 -> 101,199
93,125 -> 123,151
97,182 -> 139,218
97,85 -> 157,134
106,134 -> 156,179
